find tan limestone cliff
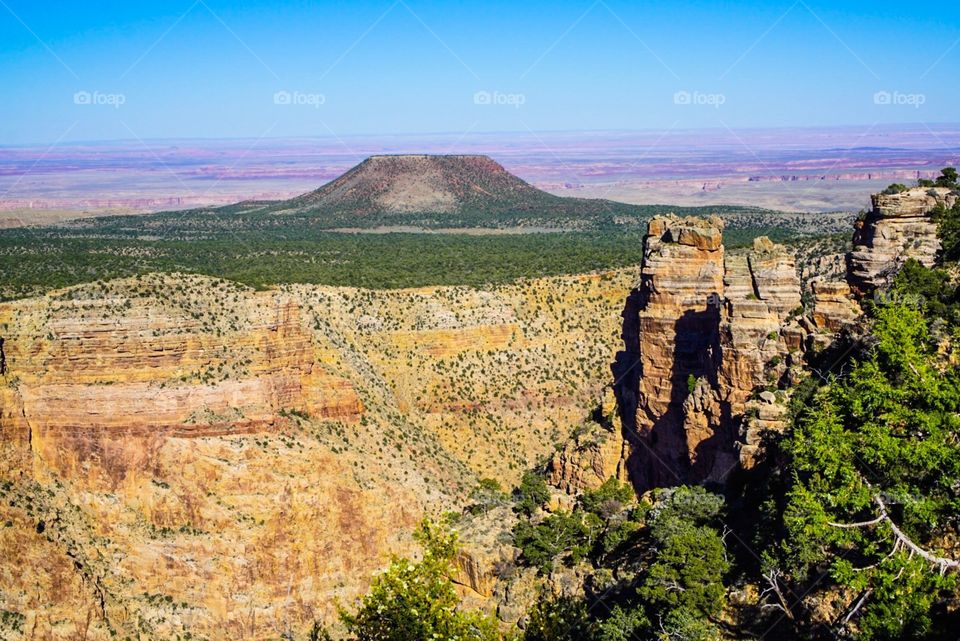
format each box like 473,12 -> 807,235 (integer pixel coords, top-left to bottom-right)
616,222 -> 849,488
625,215 -> 726,488
0,270 -> 633,641
719,237 -> 801,412
548,389 -> 630,493
848,187 -> 956,293
811,280 -> 860,332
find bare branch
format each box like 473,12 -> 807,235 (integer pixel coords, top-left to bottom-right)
759,568 -> 794,620
827,495 -> 960,573
873,494 -> 960,573
840,588 -> 872,626
828,514 -> 884,528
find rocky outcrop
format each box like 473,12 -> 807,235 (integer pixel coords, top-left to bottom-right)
739,396 -> 788,469
847,187 -> 956,293
811,280 -> 860,332
614,183 -> 960,486
548,390 -> 630,492
616,220 -> 847,488
719,238 -> 801,409
716,238 -> 804,473
681,377 -> 731,483
620,215 -> 726,488
452,507 -> 518,598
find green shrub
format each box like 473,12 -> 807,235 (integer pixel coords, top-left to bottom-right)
512,510 -> 597,573
521,596 -> 592,641
513,471 -> 550,516
338,519 -> 500,641
935,167 -> 957,189
579,478 -> 635,518
778,302 -> 960,639
641,487 -> 729,619
882,183 -> 908,195
467,478 -> 510,515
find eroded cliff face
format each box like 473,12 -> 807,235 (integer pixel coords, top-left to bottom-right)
5,182 -> 939,639
613,215 -> 726,488
0,270 -> 631,641
563,186 -> 948,493
2,286 -> 363,479
847,186 -> 956,293
547,388 -> 631,493
612,216 -> 858,489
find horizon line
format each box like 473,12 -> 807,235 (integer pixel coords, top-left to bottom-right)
5,121 -> 960,149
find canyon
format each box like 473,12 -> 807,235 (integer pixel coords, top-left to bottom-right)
0,182 -> 945,640
0,270 -> 630,640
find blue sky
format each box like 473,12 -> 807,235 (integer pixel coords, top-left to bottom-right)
0,0 -> 957,144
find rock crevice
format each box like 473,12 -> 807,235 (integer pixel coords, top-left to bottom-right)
614,216 -> 856,490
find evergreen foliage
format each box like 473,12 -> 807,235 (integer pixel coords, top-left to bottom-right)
337,519 -> 501,641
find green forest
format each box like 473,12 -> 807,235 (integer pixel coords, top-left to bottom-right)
0,226 -> 801,301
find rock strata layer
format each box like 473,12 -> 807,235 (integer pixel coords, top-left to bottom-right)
615,217 -> 858,488
848,187 -> 955,293
0,270 -> 632,641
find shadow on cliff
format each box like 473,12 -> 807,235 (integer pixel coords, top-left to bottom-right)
612,291 -> 726,492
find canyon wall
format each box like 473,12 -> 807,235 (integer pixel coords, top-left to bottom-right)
605,184 -> 948,491
613,215 -> 859,489
0,182 -> 949,639
0,270 -> 631,641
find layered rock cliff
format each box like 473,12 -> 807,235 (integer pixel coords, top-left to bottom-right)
600,185 -> 952,491
2,287 -> 363,472
0,270 -> 633,640
614,215 -> 726,488
847,186 -> 956,293
613,216 -> 857,489
3,180 -> 946,639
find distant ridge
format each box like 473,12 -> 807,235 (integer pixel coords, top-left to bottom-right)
59,154 -> 842,236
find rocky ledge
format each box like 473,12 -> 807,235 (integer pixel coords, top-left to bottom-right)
847,186 -> 956,293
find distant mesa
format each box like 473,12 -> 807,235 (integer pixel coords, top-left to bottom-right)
291,154 -> 545,215
213,154 -> 642,226
57,153 -> 855,236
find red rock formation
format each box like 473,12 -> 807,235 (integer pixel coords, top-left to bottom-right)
0,290 -> 363,476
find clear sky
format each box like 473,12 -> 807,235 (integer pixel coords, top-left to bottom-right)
0,0 -> 957,144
